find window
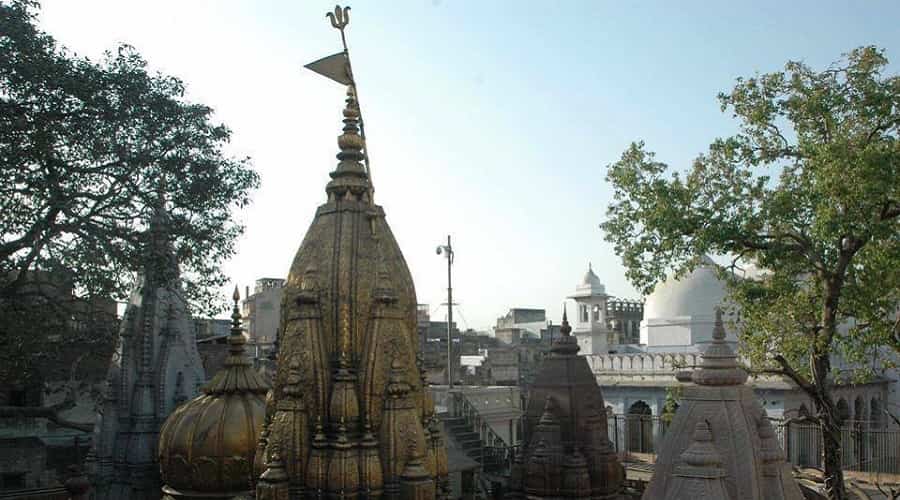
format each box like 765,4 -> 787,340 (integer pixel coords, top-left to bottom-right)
580,305 -> 588,323
592,306 -> 600,322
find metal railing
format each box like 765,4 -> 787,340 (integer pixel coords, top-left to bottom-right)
450,391 -> 510,448
605,414 -> 900,475
777,419 -> 900,474
444,407 -> 900,478
449,391 -> 515,473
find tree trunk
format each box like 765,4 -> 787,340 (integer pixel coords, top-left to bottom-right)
815,279 -> 847,500
821,413 -> 847,500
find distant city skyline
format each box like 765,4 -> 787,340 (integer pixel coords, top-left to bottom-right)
37,1 -> 900,330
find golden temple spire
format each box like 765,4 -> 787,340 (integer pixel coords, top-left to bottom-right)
325,86 -> 371,203
201,286 -> 270,395
306,4 -> 375,198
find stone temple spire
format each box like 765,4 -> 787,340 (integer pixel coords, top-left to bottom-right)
93,201 -> 205,500
642,308 -> 804,499
661,421 -> 729,499
506,309 -> 624,499
691,308 -> 748,386
255,31 -> 447,496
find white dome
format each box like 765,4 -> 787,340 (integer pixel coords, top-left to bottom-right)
582,265 -> 602,288
571,263 -> 605,297
643,260 -> 725,321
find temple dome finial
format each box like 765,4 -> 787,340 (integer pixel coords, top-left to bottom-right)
326,86 -> 369,200
550,308 -> 580,359
691,307 -> 747,386
560,306 -> 571,336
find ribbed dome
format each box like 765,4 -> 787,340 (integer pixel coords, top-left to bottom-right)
158,288 -> 269,497
643,256 -> 725,322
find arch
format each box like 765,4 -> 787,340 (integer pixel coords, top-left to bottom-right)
870,398 -> 883,429
627,401 -> 653,453
795,403 -> 818,467
854,395 -> 867,424
837,398 -> 850,424
853,395 -> 868,465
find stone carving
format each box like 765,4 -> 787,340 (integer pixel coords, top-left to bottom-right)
506,310 -> 624,499
258,79 -> 446,499
93,203 -> 205,500
642,309 -> 804,499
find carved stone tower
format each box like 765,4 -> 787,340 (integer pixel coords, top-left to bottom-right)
642,309 -> 804,499
256,83 -> 448,499
506,310 -> 624,499
94,205 -> 206,500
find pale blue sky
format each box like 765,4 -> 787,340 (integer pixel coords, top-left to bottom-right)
37,1 -> 900,330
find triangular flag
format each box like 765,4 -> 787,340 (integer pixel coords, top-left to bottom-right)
304,52 -> 352,85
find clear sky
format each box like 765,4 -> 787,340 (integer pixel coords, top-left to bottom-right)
35,1 -> 900,330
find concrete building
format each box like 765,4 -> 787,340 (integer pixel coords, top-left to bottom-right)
417,304 -> 465,384
191,318 -> 230,341
568,263 -> 644,354
480,346 -> 519,385
494,308 -> 545,345
241,277 -> 284,356
582,257 -> 892,459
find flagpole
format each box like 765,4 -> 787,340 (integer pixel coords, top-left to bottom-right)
326,6 -> 374,196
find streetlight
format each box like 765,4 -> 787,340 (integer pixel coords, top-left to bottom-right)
436,235 -> 454,389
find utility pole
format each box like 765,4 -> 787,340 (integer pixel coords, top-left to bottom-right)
436,236 -> 454,389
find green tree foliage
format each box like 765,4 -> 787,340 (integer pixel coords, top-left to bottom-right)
0,1 -> 259,387
661,385 -> 681,426
601,47 -> 899,499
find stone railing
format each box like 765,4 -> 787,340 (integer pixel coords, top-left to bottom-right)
585,352 -> 701,374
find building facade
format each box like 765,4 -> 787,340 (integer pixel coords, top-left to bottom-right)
494,308 -> 545,345
241,277 -> 285,356
581,256 -> 893,461
568,263 -> 644,354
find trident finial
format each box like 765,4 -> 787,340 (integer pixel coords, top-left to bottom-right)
326,5 -> 350,31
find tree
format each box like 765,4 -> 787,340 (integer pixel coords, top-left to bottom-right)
0,1 -> 259,412
601,46 -> 899,500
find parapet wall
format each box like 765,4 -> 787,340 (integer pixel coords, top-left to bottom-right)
585,352 -> 700,374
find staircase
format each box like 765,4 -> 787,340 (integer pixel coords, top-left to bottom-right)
441,392 -> 516,474
442,414 -> 505,471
